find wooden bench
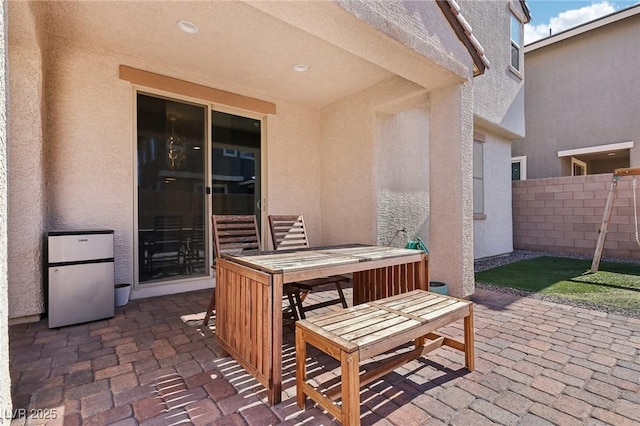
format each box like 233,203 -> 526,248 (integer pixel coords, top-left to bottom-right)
295,289 -> 474,425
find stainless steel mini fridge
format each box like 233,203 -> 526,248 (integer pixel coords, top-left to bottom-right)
47,230 -> 115,328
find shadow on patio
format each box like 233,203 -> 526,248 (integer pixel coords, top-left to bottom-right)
8,285 -> 640,425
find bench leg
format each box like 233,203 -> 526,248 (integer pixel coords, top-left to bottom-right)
464,305 -> 475,371
415,335 -> 426,350
341,350 -> 360,426
296,327 -> 307,408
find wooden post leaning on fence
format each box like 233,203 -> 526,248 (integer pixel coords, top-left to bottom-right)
591,168 -> 640,273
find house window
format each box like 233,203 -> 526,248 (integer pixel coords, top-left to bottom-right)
571,157 -> 587,176
473,141 -> 484,215
510,13 -> 522,70
511,156 -> 527,180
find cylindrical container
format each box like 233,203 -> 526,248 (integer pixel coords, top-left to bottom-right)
115,283 -> 131,307
429,281 -> 449,296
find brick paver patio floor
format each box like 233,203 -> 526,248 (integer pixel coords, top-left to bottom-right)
8,285 -> 640,425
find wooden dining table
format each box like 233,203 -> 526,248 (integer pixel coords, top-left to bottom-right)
214,244 -> 429,405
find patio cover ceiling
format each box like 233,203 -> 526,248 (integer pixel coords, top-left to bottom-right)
29,1 -> 421,108
12,1 -> 471,109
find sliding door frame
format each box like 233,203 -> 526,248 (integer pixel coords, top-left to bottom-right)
211,104 -> 268,243
131,86 -> 267,294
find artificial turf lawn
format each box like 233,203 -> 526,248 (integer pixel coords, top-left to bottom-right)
475,256 -> 640,312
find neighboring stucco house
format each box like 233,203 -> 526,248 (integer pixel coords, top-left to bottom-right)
0,0 -> 527,409
461,0 -> 530,259
512,4 -> 640,179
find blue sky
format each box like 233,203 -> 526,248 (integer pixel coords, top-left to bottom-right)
524,0 -> 640,43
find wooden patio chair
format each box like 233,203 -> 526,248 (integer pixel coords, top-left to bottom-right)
185,215 -> 206,274
202,214 -> 300,326
268,215 -> 348,319
149,215 -> 186,277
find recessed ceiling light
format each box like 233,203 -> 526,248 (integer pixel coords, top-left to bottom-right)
293,64 -> 309,72
177,20 -> 198,34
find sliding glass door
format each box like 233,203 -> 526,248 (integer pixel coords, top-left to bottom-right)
211,111 -> 262,237
136,94 -> 207,283
135,95 -> 263,285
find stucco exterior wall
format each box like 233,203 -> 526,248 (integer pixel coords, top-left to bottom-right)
457,0 -> 526,260
7,2 -> 46,320
336,0 -> 470,85
320,77 -> 475,297
335,0 -> 523,266
375,107 -> 430,248
44,38 -> 134,287
473,131 -> 514,258
319,86 -> 378,245
265,103 -> 322,248
513,13 -> 640,179
315,0 -> 481,296
320,77 -> 429,246
1,0 -> 12,417
513,174 -> 640,259
429,83 -> 475,297
461,0 -> 526,138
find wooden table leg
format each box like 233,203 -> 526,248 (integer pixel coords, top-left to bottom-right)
464,305 -> 475,371
269,274 -> 284,405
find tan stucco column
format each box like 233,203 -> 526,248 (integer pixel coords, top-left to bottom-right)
1,0 -> 13,417
428,82 -> 475,297
7,2 -> 46,320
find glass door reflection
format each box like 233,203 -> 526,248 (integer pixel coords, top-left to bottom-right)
137,94 -> 208,283
211,111 -> 262,249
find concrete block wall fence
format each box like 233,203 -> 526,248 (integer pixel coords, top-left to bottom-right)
513,173 -> 640,260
